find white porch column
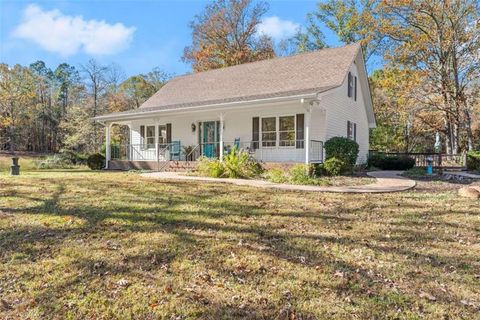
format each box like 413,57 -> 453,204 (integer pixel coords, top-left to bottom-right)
105,122 -> 111,169
219,113 -> 224,161
127,124 -> 132,161
305,106 -> 311,164
154,123 -> 159,161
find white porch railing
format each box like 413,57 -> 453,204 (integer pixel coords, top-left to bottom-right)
109,140 -> 324,164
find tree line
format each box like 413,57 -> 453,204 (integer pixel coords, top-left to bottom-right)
0,60 -> 168,154
1,0 -> 479,155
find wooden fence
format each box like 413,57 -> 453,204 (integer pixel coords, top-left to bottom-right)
369,151 -> 467,169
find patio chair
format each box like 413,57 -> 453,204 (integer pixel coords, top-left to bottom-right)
234,138 -> 240,150
170,140 -> 181,160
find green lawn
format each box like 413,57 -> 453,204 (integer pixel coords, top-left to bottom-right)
0,170 -> 478,319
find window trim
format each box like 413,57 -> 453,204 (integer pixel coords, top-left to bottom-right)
261,116 -> 277,148
278,115 -> 296,147
347,72 -> 352,97
158,124 -> 167,145
259,114 -> 300,148
145,125 -> 156,149
354,76 -> 357,101
347,121 -> 357,142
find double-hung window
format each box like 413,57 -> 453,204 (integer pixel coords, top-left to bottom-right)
261,117 -> 276,147
279,116 -> 295,147
158,125 -> 167,145
145,126 -> 155,149
348,72 -> 358,101
347,121 -> 357,141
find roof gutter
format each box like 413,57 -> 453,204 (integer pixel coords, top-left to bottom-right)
93,92 -> 320,122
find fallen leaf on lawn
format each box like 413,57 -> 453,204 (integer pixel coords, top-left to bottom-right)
419,291 -> 436,301
116,279 -> 129,287
164,284 -> 173,294
334,270 -> 344,278
0,299 -> 12,310
106,240 -> 120,250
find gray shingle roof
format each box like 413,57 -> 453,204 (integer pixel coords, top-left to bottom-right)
95,43 -> 360,120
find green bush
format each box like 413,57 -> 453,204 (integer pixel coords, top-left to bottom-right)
196,148 -> 263,179
323,157 -> 347,176
87,153 -> 105,170
265,165 -> 331,185
265,168 -> 288,183
59,149 -> 88,165
289,164 -> 315,184
209,160 -> 225,177
367,153 -> 385,169
368,153 -> 415,170
223,147 -> 263,178
197,157 -> 224,177
466,151 -> 480,171
324,137 -> 359,172
311,163 -> 326,177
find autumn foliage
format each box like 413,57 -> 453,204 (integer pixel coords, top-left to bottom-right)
182,0 -> 275,72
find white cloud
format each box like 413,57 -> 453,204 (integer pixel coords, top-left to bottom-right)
257,16 -> 300,40
13,4 -> 135,56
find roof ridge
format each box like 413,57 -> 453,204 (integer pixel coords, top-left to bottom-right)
172,42 -> 360,80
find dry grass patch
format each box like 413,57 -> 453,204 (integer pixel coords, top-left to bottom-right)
0,171 -> 478,319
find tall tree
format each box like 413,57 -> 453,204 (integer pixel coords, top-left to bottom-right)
182,0 -> 275,72
120,68 -> 169,109
0,64 -> 36,153
54,63 -> 80,116
292,0 -> 383,61
280,15 -> 327,55
30,61 -> 57,151
379,0 -> 480,153
369,67 -> 438,152
314,0 -> 383,61
81,59 -> 111,149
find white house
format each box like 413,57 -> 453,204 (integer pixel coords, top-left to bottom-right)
94,43 -> 375,170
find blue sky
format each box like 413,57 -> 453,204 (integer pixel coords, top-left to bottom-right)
0,0 -> 342,77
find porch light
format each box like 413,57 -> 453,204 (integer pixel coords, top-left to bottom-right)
191,123 -> 196,132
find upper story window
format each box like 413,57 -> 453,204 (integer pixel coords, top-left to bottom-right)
348,72 -> 358,101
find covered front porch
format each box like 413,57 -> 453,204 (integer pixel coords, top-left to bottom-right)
101,98 -> 326,170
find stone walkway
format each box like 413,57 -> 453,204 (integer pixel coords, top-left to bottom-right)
141,170 -> 416,193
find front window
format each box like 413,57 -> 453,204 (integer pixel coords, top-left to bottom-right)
158,125 -> 167,145
146,125 -> 155,148
262,117 -> 276,147
279,116 -> 295,147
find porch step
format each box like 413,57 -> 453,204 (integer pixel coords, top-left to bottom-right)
165,161 -> 198,172
108,160 -> 159,171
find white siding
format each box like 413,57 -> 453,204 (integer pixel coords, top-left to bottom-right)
323,57 -> 370,163
128,101 -> 325,163
122,59 -> 372,164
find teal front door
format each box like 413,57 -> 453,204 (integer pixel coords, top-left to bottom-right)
202,121 -> 218,158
